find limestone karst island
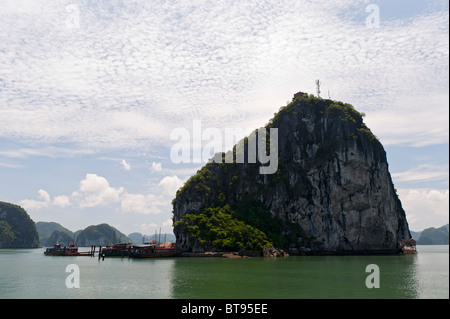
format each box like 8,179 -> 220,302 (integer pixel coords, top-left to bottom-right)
172,92 -> 414,256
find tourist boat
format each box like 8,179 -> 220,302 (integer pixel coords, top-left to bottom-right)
44,243 -> 80,256
101,242 -> 133,257
130,242 -> 182,258
44,243 -> 95,256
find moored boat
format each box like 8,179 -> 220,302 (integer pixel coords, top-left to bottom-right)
101,242 -> 133,257
44,243 -> 96,256
44,243 -> 80,256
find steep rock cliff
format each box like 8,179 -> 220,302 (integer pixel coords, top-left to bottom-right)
0,201 -> 40,248
172,94 -> 411,254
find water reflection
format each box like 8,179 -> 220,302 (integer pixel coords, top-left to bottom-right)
169,254 -> 423,299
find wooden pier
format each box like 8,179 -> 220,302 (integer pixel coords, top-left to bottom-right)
78,245 -> 97,256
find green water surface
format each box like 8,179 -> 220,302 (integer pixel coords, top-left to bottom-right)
0,245 -> 447,299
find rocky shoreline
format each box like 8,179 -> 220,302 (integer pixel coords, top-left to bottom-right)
180,246 -> 409,258
181,247 -> 290,258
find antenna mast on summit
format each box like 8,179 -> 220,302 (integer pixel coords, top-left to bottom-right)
315,79 -> 321,98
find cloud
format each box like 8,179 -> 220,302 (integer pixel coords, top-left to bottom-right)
20,189 -> 71,210
364,96 -> 449,147
152,162 -> 162,172
0,146 -> 93,158
398,188 -> 449,231
37,189 -> 51,203
0,161 -> 25,168
0,1 -> 447,153
158,175 -> 185,197
21,173 -> 175,215
162,219 -> 173,228
52,195 -> 71,208
20,189 -> 51,210
121,159 -> 131,171
392,164 -> 449,184
138,223 -> 158,232
120,192 -> 162,215
72,173 -> 124,208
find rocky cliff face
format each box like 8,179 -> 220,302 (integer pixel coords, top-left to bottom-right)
0,201 -> 40,248
172,95 -> 411,254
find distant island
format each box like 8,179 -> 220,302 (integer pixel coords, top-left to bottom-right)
413,224 -> 449,245
36,221 -> 175,247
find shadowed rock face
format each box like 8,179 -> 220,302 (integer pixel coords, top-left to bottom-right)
172,96 -> 411,254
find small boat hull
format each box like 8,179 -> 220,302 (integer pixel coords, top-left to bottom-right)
101,243 -> 132,257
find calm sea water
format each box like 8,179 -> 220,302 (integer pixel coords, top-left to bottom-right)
0,245 -> 447,299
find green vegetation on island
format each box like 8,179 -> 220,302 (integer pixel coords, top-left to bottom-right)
174,205 -> 272,251
279,93 -> 377,142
